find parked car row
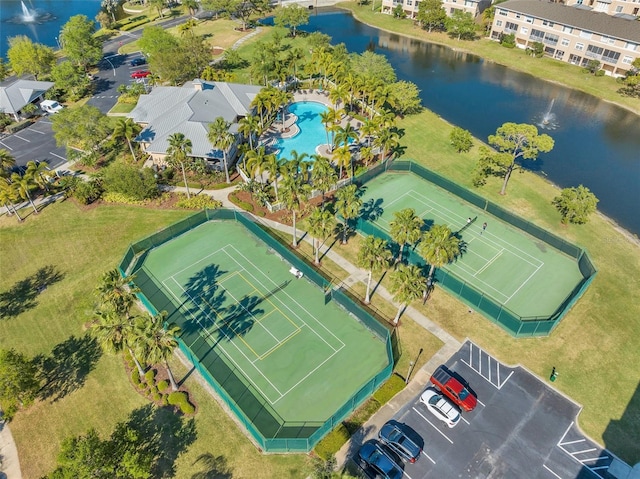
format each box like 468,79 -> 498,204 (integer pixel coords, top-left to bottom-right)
355,366 -> 477,478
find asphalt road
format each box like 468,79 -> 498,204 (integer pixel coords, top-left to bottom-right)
0,119 -> 67,170
352,341 -> 615,479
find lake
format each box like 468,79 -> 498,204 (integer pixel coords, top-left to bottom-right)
300,9 -> 640,236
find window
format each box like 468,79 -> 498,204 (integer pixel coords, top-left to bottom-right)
569,54 -> 582,65
496,19 -> 503,27
580,30 -> 592,39
505,21 -> 518,32
575,42 -> 584,51
530,29 -> 545,41
601,35 -> 615,45
525,16 -> 533,23
602,49 -> 620,64
615,6 -> 623,12
625,42 -> 638,51
622,55 -> 633,65
515,13 -> 521,18
498,8 -> 507,15
561,38 -> 570,47
521,27 -> 528,34
587,44 -> 604,58
554,50 -> 565,59
542,20 -> 555,27
544,33 -> 559,46
563,26 -> 573,33
406,0 -> 412,5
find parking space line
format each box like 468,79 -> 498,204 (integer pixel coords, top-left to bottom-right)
411,407 -> 453,444
402,470 -> 413,479
13,134 -> 31,142
477,398 -> 486,407
562,439 -> 584,445
0,141 -> 12,150
463,342 -> 514,389
592,466 -> 609,471
460,416 -> 470,425
421,451 -> 436,465
49,152 -> 66,161
573,448 -> 597,455
30,129 -> 46,135
557,421 -> 613,477
558,422 -> 573,445
543,464 -> 563,479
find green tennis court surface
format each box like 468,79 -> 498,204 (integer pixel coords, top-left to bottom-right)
360,173 -> 584,318
140,220 -> 388,421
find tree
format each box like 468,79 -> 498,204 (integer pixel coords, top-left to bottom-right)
167,133 -> 194,198
473,122 -> 554,195
238,115 -> 261,152
389,264 -> 423,324
10,172 -> 38,214
450,126 -> 473,153
274,4 -> 310,37
350,51 -> 397,84
0,57 -> 9,82
417,224 -> 461,301
7,35 -> 55,79
138,26 -> 179,59
138,311 -> 181,391
335,184 -> 362,244
60,15 -> 103,70
374,128 -> 400,163
390,208 -> 423,263
260,150 -> 280,200
357,236 -> 392,304
319,108 -> 340,151
228,0 -> 271,31
102,162 -> 158,200
25,160 -> 54,192
51,105 -> 111,152
445,11 -> 477,41
0,348 -> 40,420
0,181 -> 23,222
310,155 -> 337,205
51,61 -> 93,102
391,81 -> 422,116
113,118 -> 141,162
150,0 -> 167,18
183,0 -> 199,16
95,269 -> 140,317
208,117 -> 234,183
416,0 -> 446,32
0,149 -> 16,177
91,309 -> 146,376
552,185 -> 599,225
333,145 -> 352,179
280,173 -> 311,248
101,0 -> 120,22
307,207 -> 337,264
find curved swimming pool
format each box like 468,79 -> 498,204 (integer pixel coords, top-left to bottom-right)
275,101 -> 329,161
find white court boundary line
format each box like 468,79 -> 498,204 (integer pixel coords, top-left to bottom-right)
162,245 -> 346,405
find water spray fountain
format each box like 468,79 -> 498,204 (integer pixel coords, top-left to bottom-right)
20,1 -> 37,23
537,98 -> 559,130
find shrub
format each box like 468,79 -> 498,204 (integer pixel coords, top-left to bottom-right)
102,191 -> 148,205
175,194 -> 222,209
314,423 -> 350,460
144,369 -> 156,384
6,119 -> 32,134
168,391 -> 195,415
72,179 -> 103,205
120,18 -> 151,31
499,33 -> 516,48
157,380 -> 170,393
179,401 -> 195,414
131,369 -> 141,386
102,162 -> 158,201
373,373 -> 406,405
152,392 -> 162,401
161,394 -> 169,406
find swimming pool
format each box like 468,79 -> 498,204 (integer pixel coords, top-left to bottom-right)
275,102 -> 329,161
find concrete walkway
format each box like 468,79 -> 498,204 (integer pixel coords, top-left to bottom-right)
0,416 -> 22,479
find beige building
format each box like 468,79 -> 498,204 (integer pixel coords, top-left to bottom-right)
490,0 -> 640,77
381,0 -> 491,20
564,0 -> 640,18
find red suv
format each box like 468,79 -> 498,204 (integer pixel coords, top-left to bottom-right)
430,365 -> 477,412
131,70 -> 150,79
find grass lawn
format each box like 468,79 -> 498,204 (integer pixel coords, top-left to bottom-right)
108,102 -> 136,115
337,2 -> 640,116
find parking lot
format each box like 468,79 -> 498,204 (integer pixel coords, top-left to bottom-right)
0,119 -> 67,170
353,341 -> 615,479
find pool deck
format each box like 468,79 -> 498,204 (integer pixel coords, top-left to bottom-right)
259,90 -> 362,158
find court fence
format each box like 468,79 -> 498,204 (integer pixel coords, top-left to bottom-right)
118,209 -> 394,453
352,160 -> 597,338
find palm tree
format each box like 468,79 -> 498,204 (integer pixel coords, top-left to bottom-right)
90,309 -> 146,376
208,117 -> 235,184
374,128 -> 400,163
95,269 -> 140,317
10,172 -> 38,214
274,89 -> 294,131
280,173 -> 311,248
0,149 -> 16,178
25,161 -> 54,193
245,146 -> 269,182
238,115 -> 261,151
389,264 -> 424,324
113,118 -> 140,162
335,184 -> 362,244
0,180 -> 22,221
329,83 -> 349,110
310,155 -> 337,206
138,311 -> 181,391
418,224 -> 462,301
319,108 -> 340,151
334,123 -> 358,150
390,208 -> 423,263
333,145 -> 352,179
167,132 -> 193,199
357,236 -> 392,304
307,207 -> 336,264
183,0 -> 199,16
360,118 -> 378,148
359,146 -> 375,167
286,46 -> 305,82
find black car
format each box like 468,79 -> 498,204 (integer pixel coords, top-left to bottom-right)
357,440 -> 403,479
130,57 -> 146,66
378,421 -> 422,463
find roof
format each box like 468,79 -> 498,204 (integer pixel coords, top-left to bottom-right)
129,80 -> 261,158
0,80 -> 54,115
496,0 -> 640,43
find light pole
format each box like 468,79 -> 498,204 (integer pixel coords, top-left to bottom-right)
55,36 -> 61,49
405,361 -> 414,384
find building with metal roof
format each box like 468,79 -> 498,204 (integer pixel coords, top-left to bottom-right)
0,80 -> 54,121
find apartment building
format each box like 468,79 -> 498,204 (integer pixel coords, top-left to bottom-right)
564,0 -> 640,18
490,0 -> 640,77
381,0 -> 491,20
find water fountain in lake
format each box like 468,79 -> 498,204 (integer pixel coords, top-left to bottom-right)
20,1 -> 37,22
6,1 -> 55,25
537,98 -> 559,130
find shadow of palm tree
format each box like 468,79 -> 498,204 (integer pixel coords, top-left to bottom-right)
360,197 -> 384,223
0,265 -> 64,319
35,334 -> 102,402
191,453 -> 233,479
118,404 -> 198,478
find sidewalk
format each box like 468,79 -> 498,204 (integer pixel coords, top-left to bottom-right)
0,417 -> 22,479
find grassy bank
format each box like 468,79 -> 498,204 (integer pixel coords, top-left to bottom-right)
337,2 -> 640,116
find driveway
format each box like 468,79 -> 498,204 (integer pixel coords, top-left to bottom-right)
350,341 -> 615,479
0,119 -> 67,170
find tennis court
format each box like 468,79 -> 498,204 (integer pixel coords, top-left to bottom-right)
359,172 -> 584,318
138,220 -> 389,422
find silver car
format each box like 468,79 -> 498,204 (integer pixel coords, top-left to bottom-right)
419,387 -> 461,428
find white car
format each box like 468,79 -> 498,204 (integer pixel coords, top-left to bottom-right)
40,100 -> 64,114
419,387 -> 461,428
